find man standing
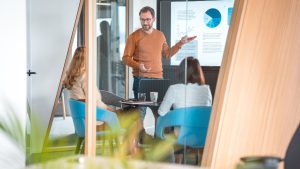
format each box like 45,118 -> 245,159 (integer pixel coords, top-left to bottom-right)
123,6 -> 196,120
97,21 -> 110,91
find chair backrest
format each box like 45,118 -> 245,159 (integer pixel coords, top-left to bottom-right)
69,99 -> 86,137
285,123 -> 300,169
62,88 -> 71,115
155,106 -> 212,148
138,79 -> 170,102
69,98 -> 121,138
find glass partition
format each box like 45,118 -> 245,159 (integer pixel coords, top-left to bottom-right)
37,0 -> 127,158
96,0 -> 126,97
158,0 -> 234,165
42,0 -> 234,166
92,0 -> 234,165
159,0 -> 234,99
62,0 -> 235,166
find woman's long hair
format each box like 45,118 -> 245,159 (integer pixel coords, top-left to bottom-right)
179,56 -> 205,85
63,47 -> 86,89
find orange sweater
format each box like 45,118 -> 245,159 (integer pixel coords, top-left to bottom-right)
122,28 -> 183,78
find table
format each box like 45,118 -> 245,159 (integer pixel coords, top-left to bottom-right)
120,100 -> 160,118
120,100 -> 160,107
120,100 -> 161,137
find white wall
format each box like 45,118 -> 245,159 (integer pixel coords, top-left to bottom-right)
0,0 -> 27,168
28,0 -> 80,153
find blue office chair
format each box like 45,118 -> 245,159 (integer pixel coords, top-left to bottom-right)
285,123 -> 300,169
69,98 -> 121,154
155,106 -> 212,164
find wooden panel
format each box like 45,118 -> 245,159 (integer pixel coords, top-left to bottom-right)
202,0 -> 300,168
43,0 -> 84,152
85,0 -> 97,156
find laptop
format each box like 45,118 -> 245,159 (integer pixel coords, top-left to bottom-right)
138,79 -> 170,102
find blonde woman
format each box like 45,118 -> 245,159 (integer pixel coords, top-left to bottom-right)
63,46 -> 109,111
63,46 -> 141,155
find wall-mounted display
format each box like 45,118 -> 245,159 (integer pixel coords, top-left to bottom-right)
170,1 -> 234,66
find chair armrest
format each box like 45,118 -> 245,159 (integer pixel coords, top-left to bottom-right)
155,109 -> 182,139
155,116 -> 166,139
96,107 -> 121,133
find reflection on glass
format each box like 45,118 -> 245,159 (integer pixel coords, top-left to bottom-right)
158,0 -> 234,165
96,1 -> 126,97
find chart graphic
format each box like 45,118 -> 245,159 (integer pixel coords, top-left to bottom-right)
204,8 -> 221,28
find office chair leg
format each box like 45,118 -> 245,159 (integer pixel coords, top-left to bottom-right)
75,137 -> 84,154
101,137 -> 106,155
195,150 -> 199,165
182,150 -> 186,164
80,141 -> 85,154
109,138 -> 114,155
175,154 -> 183,164
114,138 -> 120,149
196,149 -> 204,165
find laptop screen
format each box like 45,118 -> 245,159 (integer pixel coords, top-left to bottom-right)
138,79 -> 170,102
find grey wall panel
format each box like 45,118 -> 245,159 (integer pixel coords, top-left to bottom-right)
28,0 -> 80,153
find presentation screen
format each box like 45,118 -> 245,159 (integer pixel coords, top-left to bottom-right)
170,1 -> 234,66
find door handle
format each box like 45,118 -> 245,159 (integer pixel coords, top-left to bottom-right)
27,70 -> 37,76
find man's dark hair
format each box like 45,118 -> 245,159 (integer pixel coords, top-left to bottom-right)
100,21 -> 109,34
139,6 -> 155,17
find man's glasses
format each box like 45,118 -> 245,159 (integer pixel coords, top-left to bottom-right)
140,18 -> 152,22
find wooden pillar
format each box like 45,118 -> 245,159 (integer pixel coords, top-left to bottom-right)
84,0 -> 97,157
202,0 -> 300,168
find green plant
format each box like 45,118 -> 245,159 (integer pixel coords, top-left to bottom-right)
0,100 -> 178,169
0,101 -> 25,169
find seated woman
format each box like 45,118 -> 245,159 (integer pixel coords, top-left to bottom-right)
63,46 -> 141,155
158,56 -> 212,136
63,47 -> 109,113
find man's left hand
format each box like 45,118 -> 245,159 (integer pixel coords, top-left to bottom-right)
180,35 -> 197,44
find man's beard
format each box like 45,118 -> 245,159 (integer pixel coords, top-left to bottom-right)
142,24 -> 152,31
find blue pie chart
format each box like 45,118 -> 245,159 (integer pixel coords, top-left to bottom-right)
204,8 -> 221,28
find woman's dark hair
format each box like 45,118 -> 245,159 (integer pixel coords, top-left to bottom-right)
179,56 -> 205,85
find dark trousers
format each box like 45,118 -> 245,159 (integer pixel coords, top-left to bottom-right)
132,76 -> 160,120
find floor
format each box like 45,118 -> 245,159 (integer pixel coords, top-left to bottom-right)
27,108 -> 155,163
26,109 -> 199,166
50,107 -> 155,140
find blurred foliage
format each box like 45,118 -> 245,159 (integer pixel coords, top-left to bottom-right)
0,99 -> 25,169
0,105 -> 25,149
0,100 -> 178,168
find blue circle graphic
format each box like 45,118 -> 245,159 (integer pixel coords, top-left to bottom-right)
204,8 -> 221,28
